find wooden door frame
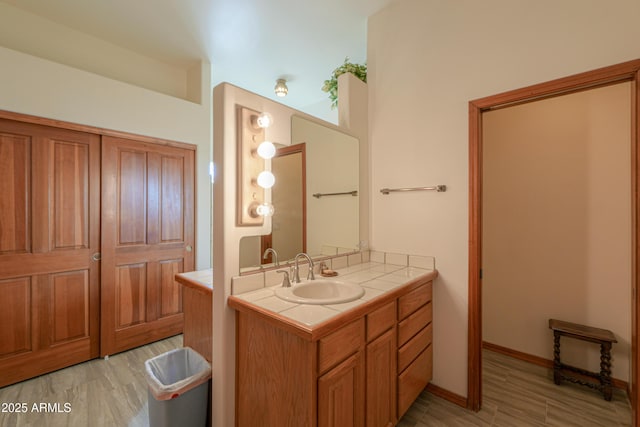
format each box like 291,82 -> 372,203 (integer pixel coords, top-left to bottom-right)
468,59 -> 640,423
260,142 -> 307,259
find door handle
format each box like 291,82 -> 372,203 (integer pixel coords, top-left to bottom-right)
186,245 -> 192,252
92,252 -> 102,261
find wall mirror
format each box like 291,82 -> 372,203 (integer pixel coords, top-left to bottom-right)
239,115 -> 359,272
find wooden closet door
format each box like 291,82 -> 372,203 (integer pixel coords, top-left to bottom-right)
100,136 -> 195,356
0,119 -> 100,387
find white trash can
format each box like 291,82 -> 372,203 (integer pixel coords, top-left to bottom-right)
144,347 -> 211,427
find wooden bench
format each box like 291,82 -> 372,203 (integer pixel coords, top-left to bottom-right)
548,319 -> 617,401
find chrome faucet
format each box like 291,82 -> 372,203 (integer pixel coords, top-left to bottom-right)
263,248 -> 279,266
292,253 -> 315,283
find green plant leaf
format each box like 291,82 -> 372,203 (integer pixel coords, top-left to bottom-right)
322,57 -> 367,109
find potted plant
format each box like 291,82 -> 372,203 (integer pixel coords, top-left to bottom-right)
322,57 -> 367,109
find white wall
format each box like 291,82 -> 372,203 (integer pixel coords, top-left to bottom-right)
368,0 -> 640,397
0,3 -> 200,102
212,83 -> 303,427
482,83 -> 631,382
0,47 -> 212,269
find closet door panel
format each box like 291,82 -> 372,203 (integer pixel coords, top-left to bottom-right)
0,133 -> 30,254
160,156 -> 185,242
0,118 -> 100,388
0,277 -> 32,358
53,141 -> 90,249
101,136 -> 195,356
115,263 -> 148,328
118,150 -> 147,245
159,259 -> 183,317
50,270 -> 90,344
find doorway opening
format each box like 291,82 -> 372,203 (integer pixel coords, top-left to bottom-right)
261,143 -> 307,262
468,59 -> 640,424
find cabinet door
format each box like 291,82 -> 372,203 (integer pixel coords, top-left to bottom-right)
397,345 -> 433,418
100,136 -> 195,355
0,119 -> 100,387
318,351 -> 365,427
366,329 -> 396,427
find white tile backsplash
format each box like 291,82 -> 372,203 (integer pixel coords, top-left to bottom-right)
409,255 -> 435,269
330,256 -> 348,270
348,252 -> 362,266
265,269 -> 288,287
385,252 -> 408,266
231,273 -> 264,295
369,251 -> 385,263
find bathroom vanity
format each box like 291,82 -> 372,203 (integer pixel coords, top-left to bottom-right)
228,266 -> 436,427
175,269 -> 213,362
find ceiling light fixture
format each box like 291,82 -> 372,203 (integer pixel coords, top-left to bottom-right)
274,79 -> 288,97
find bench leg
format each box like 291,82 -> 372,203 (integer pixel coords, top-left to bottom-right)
600,342 -> 613,401
553,332 -> 562,385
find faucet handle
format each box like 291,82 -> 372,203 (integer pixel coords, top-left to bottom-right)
276,270 -> 291,288
318,261 -> 328,273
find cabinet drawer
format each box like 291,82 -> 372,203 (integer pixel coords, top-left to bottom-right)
318,318 -> 365,374
398,281 -> 432,320
398,302 -> 432,347
367,300 -> 396,342
397,345 -> 433,418
398,323 -> 432,373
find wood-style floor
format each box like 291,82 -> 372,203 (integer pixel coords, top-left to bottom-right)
0,335 -> 182,427
398,349 -> 631,426
0,336 -> 631,426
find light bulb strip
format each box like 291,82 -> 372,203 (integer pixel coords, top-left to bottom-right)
237,106 -> 269,226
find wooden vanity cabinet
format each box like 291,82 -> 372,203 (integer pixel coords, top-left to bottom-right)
397,282 -> 433,418
366,301 -> 397,427
232,279 -> 433,427
318,318 -> 366,427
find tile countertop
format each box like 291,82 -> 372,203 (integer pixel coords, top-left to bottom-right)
228,262 -> 438,338
175,268 -> 213,294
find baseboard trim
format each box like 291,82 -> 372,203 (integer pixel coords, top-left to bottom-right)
425,383 -> 467,408
482,341 -> 628,391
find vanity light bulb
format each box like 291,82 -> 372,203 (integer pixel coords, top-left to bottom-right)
255,112 -> 274,129
256,203 -> 275,217
256,171 -> 275,189
257,141 -> 276,159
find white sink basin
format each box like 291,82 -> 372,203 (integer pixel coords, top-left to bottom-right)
275,279 -> 365,305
